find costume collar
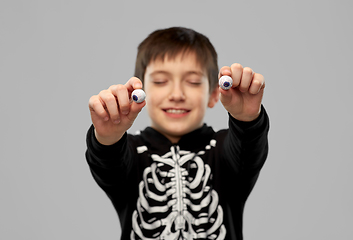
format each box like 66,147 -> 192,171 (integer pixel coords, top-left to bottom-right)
139,124 -> 215,153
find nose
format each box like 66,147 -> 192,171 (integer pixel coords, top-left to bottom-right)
168,82 -> 185,102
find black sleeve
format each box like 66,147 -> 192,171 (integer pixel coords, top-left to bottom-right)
223,105 -> 270,199
85,125 -> 132,190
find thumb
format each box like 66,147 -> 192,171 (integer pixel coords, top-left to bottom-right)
219,87 -> 236,107
127,100 -> 146,122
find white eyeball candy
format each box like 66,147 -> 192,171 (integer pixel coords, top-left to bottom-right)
131,89 -> 146,103
219,75 -> 233,90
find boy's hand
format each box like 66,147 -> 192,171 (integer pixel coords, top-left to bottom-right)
88,77 -> 146,145
219,63 -> 265,122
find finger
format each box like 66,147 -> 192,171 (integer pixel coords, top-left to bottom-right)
239,67 -> 253,92
249,73 -> 265,94
230,63 -> 243,88
111,84 -> 131,116
99,89 -> 121,124
124,77 -> 143,94
218,66 -> 232,79
88,95 -> 109,121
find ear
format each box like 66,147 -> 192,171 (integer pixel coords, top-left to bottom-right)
207,86 -> 219,108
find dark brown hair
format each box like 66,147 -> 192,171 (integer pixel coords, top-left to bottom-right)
134,27 -> 219,92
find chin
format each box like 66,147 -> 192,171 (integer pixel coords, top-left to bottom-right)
166,124 -> 199,136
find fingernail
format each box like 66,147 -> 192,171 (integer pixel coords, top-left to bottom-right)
122,111 -> 129,115
114,119 -> 120,124
104,117 -> 109,121
223,69 -> 231,75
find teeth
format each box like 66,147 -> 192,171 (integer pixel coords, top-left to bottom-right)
166,109 -> 187,114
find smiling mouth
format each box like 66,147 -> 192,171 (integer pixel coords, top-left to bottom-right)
164,109 -> 190,114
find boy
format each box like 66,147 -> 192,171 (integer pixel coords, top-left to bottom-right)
86,27 -> 269,240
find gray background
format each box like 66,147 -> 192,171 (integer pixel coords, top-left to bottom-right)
1,0 -> 352,239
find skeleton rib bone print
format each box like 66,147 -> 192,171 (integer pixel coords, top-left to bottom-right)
131,142 -> 226,240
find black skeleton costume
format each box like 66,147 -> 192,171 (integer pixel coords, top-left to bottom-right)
86,106 -> 269,240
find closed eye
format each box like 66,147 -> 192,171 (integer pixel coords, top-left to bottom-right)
187,80 -> 202,86
153,80 -> 168,85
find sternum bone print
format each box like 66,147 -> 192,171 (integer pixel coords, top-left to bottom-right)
173,157 -> 187,230
131,144 -> 226,240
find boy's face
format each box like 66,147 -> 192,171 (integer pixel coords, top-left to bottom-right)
144,51 -> 219,143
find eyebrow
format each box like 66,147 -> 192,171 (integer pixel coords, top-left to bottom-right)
149,71 -> 172,77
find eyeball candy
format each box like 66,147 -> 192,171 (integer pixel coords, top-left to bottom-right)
219,75 -> 233,90
131,89 -> 146,103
